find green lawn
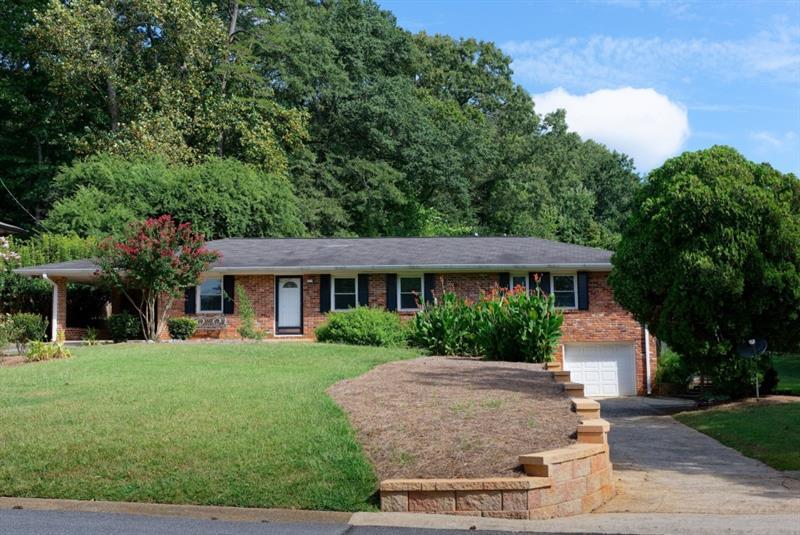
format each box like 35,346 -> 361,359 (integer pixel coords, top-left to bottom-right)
0,343 -> 421,511
773,353 -> 800,395
675,402 -> 800,471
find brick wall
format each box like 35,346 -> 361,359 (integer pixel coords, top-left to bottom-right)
160,275 -> 275,340
558,272 -> 654,395
302,275 -> 323,336
156,270 -> 654,394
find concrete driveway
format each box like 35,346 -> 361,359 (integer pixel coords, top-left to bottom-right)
597,397 -> 800,515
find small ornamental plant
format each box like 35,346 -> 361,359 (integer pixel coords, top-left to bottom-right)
25,327 -> 71,362
97,215 -> 219,341
236,284 -> 267,340
474,286 -> 563,363
167,318 -> 198,340
411,291 -> 479,356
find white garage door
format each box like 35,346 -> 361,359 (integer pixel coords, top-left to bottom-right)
563,343 -> 636,397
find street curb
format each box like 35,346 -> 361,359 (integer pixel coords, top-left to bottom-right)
349,511 -> 800,534
0,497 -> 352,525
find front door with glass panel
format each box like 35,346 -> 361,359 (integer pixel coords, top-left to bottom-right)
277,277 -> 302,333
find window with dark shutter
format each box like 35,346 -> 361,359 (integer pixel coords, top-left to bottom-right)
552,274 -> 577,309
332,277 -> 357,310
398,275 -> 422,310
198,278 -> 223,313
385,274 -> 397,311
320,275 -> 331,313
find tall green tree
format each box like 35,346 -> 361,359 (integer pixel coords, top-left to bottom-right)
0,0 -> 69,225
28,0 -> 306,172
610,146 -> 800,372
44,155 -> 307,239
4,0 -> 644,245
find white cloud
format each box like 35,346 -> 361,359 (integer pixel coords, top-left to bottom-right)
750,130 -> 799,151
503,21 -> 800,90
534,87 -> 690,171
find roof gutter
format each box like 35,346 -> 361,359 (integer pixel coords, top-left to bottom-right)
14,262 -> 613,278
209,262 -> 614,274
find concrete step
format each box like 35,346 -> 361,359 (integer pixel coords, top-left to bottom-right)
552,370 -> 571,383
571,397 -> 601,419
577,418 -> 611,444
563,382 -> 584,397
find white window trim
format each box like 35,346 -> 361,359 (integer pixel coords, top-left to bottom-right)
397,273 -> 424,312
551,272 -> 578,310
196,275 -> 224,314
509,272 -> 529,292
331,274 -> 359,311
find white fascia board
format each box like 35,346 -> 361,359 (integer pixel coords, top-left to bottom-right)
15,263 -> 613,280
209,263 -> 612,275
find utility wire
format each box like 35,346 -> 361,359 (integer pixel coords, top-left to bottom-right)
0,174 -> 49,234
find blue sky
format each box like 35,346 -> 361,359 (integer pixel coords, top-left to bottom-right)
378,0 -> 800,174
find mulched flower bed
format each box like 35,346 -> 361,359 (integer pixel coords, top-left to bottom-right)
327,356 -> 580,479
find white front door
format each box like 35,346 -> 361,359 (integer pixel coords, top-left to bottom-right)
277,278 -> 302,330
563,343 -> 637,397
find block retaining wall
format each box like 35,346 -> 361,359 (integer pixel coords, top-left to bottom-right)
379,363 -> 615,520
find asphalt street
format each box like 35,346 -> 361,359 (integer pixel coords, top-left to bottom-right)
0,509 -> 573,535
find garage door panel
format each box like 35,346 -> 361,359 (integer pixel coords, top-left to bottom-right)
563,343 -> 636,397
600,371 -> 617,381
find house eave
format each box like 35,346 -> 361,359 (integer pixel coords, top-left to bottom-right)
14,262 -> 612,280
210,263 -> 613,275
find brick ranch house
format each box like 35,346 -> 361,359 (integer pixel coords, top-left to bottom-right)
16,237 -> 658,396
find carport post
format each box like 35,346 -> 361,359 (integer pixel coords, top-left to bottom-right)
644,323 -> 652,395
42,274 -> 58,341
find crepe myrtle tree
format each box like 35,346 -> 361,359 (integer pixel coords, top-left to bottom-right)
610,146 -> 800,375
97,215 -> 220,341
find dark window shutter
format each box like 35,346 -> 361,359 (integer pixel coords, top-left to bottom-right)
498,272 -> 510,290
423,273 -> 435,304
357,274 -> 369,306
184,286 -> 196,314
531,272 -> 551,294
385,274 -> 397,311
577,271 -> 589,310
320,274 -> 331,313
223,275 -> 235,314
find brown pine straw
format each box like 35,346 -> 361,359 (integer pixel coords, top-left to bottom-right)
328,356 -> 579,479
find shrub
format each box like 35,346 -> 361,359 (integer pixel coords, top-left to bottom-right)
474,287 -> 563,363
167,318 -> 198,340
25,328 -> 71,362
7,312 -> 48,354
411,292 -> 479,355
655,349 -> 695,388
0,315 -> 10,355
316,307 -> 407,347
108,312 -> 140,342
709,353 -> 776,399
236,284 -> 267,340
411,287 -> 563,362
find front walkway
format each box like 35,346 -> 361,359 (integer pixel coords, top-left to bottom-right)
597,397 -> 800,514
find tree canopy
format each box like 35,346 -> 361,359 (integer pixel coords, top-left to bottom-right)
44,155 -> 306,239
1,0 -> 641,247
610,146 -> 800,367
